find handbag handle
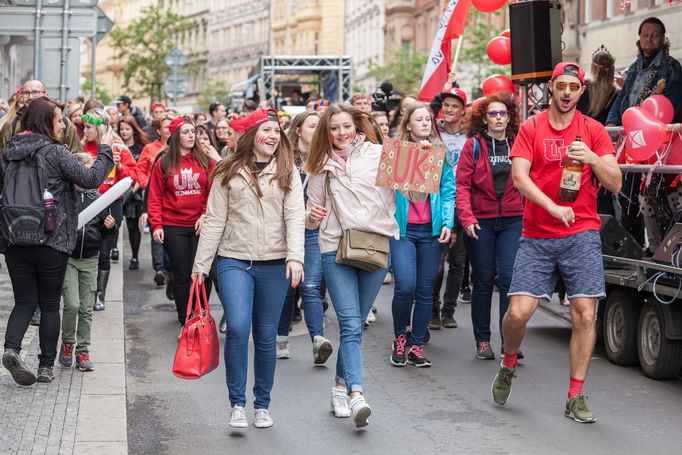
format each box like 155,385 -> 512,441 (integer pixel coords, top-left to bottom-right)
325,172 -> 346,232
184,277 -> 212,322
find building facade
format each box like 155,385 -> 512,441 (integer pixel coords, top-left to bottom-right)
271,0 -> 346,55
346,0 -> 385,94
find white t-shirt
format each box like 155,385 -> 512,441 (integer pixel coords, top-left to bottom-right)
438,123 -> 467,170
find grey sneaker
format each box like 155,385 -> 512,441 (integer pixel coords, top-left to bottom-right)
476,341 -> 495,360
312,336 -> 333,365
276,336 -> 290,359
229,405 -> 248,428
565,395 -> 597,423
2,349 -> 37,386
491,364 -> 516,406
330,387 -> 351,418
254,409 -> 274,428
59,343 -> 74,368
349,395 -> 372,428
36,366 -> 55,383
76,352 -> 94,372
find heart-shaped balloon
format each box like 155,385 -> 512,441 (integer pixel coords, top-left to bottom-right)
663,134 -> 682,165
641,95 -> 674,124
622,106 -> 668,162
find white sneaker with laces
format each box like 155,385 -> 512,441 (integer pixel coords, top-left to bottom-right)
366,310 -> 376,323
349,395 -> 371,428
276,335 -> 290,359
229,405 -> 248,428
254,409 -> 273,428
330,387 -> 351,418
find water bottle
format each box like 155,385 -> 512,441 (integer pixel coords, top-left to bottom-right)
43,188 -> 57,233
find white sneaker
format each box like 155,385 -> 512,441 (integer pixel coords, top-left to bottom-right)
330,387 -> 351,418
312,336 -> 333,365
276,335 -> 290,359
229,405 -> 248,428
254,409 -> 273,428
349,395 -> 371,428
366,310 -> 376,323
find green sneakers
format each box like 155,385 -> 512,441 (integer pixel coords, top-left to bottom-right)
491,365 -> 516,405
565,395 -> 597,423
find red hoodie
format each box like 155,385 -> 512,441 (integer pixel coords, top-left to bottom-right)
84,141 -> 138,195
147,152 -> 216,232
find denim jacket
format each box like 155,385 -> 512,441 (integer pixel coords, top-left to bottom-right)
606,49 -> 682,125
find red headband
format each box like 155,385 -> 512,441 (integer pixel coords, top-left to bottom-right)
242,108 -> 280,133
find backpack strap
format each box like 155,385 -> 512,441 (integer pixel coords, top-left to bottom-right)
472,137 -> 480,164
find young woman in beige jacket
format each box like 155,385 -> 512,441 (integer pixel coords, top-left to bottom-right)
191,108 -> 305,430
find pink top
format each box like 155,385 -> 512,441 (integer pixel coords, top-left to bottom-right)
407,197 -> 431,225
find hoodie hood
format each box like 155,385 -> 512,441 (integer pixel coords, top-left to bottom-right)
3,132 -> 56,161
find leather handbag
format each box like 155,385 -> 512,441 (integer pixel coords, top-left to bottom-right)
172,278 -> 220,379
325,173 -> 390,272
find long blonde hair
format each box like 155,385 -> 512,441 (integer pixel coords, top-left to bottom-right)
397,102 -> 444,148
588,47 -> 616,118
81,108 -> 110,147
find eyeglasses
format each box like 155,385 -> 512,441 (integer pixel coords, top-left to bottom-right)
553,81 -> 582,92
486,110 -> 508,118
22,90 -> 46,98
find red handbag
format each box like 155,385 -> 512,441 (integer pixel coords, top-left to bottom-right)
172,278 -> 220,379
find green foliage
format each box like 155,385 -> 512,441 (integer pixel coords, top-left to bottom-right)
80,79 -> 112,105
109,6 -> 193,101
199,77 -> 231,112
368,50 -> 429,95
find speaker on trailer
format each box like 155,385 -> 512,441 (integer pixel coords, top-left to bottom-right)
653,223 -> 682,265
509,0 -> 563,84
600,215 -> 643,260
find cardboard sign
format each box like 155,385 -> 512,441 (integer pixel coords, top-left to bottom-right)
375,139 -> 446,194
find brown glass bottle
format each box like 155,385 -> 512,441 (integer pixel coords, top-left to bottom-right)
558,136 -> 583,203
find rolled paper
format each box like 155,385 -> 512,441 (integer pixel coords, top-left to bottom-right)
77,177 -> 133,229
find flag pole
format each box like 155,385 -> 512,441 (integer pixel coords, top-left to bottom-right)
452,36 -> 464,70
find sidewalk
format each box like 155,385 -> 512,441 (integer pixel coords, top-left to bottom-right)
0,241 -> 128,455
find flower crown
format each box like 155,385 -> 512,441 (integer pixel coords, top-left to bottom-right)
81,114 -> 104,126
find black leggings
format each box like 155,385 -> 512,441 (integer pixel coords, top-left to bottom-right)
126,216 -> 141,260
3,245 -> 69,367
163,225 -> 212,324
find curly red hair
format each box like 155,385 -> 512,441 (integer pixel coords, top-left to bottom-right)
466,92 -> 520,139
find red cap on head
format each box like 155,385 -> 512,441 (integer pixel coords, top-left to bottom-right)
168,115 -> 194,137
229,116 -> 247,135
442,87 -> 468,107
551,62 -> 586,84
242,108 -> 279,134
151,102 -> 166,111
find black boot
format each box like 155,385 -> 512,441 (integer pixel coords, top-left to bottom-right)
93,270 -> 110,311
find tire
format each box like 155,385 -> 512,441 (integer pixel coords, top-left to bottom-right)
637,300 -> 682,379
603,287 -> 641,366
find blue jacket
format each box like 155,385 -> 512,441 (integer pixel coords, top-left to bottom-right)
606,50 -> 682,125
394,161 -> 455,238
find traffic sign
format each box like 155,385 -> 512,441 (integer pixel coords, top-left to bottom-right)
165,48 -> 187,68
94,6 -> 114,43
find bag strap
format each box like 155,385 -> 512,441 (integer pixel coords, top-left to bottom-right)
324,171 -> 346,232
472,137 -> 480,164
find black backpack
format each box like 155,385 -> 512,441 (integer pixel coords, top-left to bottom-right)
0,144 -> 51,246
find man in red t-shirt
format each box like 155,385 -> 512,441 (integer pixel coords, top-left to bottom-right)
490,63 -> 622,423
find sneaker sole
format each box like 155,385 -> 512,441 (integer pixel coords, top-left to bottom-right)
229,421 -> 248,429
407,360 -> 432,368
353,406 -> 371,428
390,357 -> 406,367
442,323 -> 458,328
78,366 -> 95,372
313,341 -> 333,365
254,421 -> 273,429
564,410 -> 597,423
2,354 -> 37,386
428,324 -> 441,330
36,374 -> 54,383
59,359 -> 73,368
476,354 -> 496,360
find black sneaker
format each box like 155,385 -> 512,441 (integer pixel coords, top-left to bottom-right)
30,307 -> 41,326
390,334 -> 407,366
441,312 -> 458,328
110,248 -> 119,262
476,341 -> 495,360
429,313 -> 442,330
2,349 -> 37,386
36,366 -> 55,383
154,270 -> 166,286
459,287 -> 472,303
407,345 -> 431,367
129,258 -> 139,270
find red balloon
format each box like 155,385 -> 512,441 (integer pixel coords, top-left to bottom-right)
641,95 -> 674,124
481,74 -> 514,96
622,106 -> 668,162
472,0 -> 508,13
486,36 -> 511,65
501,29 -> 511,38
665,134 -> 682,165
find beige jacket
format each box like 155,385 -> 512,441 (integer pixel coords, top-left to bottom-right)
192,161 -> 305,275
306,141 -> 400,254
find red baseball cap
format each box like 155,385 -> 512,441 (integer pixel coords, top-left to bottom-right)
442,87 -> 468,107
151,102 -> 166,111
168,115 -> 194,137
229,116 -> 247,135
242,108 -> 280,133
551,62 -> 586,84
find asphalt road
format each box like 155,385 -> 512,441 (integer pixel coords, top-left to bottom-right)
123,237 -> 682,455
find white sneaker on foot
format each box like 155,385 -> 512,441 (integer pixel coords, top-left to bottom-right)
330,387 -> 351,418
229,405 -> 248,428
254,409 -> 273,428
366,310 -> 376,323
349,395 -> 371,428
312,336 -> 333,365
276,335 -> 290,359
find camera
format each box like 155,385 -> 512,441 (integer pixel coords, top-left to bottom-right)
372,81 -> 401,113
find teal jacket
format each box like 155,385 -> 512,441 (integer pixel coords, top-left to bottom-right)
394,162 -> 455,238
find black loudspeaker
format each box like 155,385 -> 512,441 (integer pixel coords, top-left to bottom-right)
509,0 -> 563,84
652,223 -> 682,265
600,215 -> 643,260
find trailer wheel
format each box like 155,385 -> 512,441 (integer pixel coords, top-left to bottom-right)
638,300 -> 682,379
603,288 -> 640,365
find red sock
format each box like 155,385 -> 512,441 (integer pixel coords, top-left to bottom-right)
502,352 -> 518,370
568,377 -> 585,399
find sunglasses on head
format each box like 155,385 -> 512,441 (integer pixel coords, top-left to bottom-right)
486,110 -> 508,118
553,81 -> 582,92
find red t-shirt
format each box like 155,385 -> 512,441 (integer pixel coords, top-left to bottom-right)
510,110 -> 614,238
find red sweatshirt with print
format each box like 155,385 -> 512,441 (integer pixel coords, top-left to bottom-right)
147,152 -> 215,232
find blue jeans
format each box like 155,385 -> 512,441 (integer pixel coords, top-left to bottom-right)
217,257 -> 289,409
322,252 -> 386,393
390,223 -> 443,346
277,229 -> 325,339
463,216 -> 522,343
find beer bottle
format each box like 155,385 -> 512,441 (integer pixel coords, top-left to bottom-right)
558,136 -> 583,203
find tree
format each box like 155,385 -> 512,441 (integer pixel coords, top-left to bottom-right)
109,6 -> 193,102
368,50 -> 429,95
198,77 -> 231,112
80,79 -> 112,105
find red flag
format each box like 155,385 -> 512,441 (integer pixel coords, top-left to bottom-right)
419,0 -> 472,102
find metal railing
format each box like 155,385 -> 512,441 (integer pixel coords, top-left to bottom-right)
605,123 -> 682,174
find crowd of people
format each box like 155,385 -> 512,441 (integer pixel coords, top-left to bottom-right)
1,15 -> 680,431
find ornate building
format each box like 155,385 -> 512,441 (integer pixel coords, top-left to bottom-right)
271,0 -> 346,55
346,0 -> 385,94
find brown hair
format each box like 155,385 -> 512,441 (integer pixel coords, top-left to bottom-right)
396,102 -> 444,148
163,123 -> 210,175
119,114 -> 150,146
212,122 -> 294,196
588,47 -> 616,118
304,104 -> 380,175
21,97 -> 64,143
287,111 -> 319,165
466,92 -> 519,139
196,123 -> 216,149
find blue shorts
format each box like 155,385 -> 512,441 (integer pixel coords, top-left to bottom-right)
508,230 -> 605,301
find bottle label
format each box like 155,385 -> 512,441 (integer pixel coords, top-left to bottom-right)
560,170 -> 582,190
